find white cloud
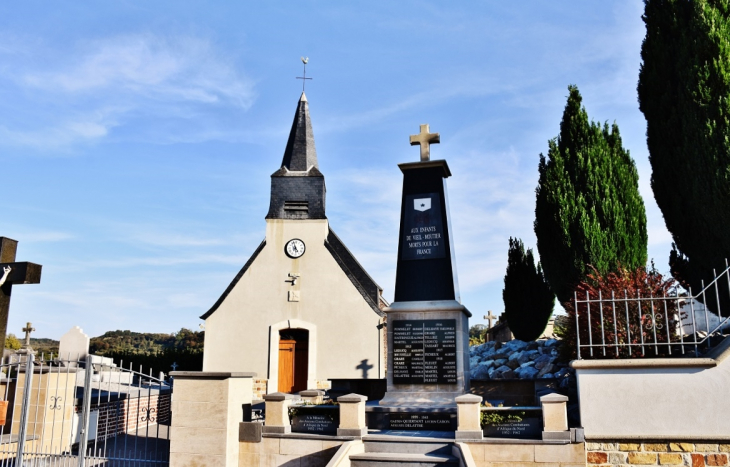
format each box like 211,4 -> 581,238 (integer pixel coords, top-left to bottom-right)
23,34 -> 254,108
0,33 -> 255,149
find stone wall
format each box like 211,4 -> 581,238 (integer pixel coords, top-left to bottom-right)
253,378 -> 267,400
586,441 -> 730,467
240,436 -> 344,467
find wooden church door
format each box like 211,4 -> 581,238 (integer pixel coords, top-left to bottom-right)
278,330 -> 309,393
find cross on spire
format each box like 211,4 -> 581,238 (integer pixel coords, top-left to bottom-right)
296,57 -> 312,92
22,322 -> 35,348
484,310 -> 497,329
409,124 -> 440,161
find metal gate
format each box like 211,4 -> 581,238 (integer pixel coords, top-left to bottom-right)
0,353 -> 171,467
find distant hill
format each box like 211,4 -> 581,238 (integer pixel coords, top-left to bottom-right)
5,329 -> 204,373
89,329 -> 204,355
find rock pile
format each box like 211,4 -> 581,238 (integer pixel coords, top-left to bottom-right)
469,339 -> 573,384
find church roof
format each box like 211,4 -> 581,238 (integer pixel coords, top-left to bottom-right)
279,92 -> 318,172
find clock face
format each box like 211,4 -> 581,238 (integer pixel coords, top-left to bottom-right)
285,239 -> 306,258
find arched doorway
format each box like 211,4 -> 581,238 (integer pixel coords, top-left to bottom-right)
278,329 -> 309,393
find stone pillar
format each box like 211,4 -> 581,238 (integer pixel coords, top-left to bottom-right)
454,393 -> 483,440
540,392 -> 570,441
169,371 -> 255,467
262,392 -> 294,434
300,389 -> 324,405
337,393 -> 368,437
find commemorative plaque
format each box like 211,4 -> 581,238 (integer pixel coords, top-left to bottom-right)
401,193 -> 446,261
392,319 -> 457,384
291,412 -> 338,435
389,412 -> 455,431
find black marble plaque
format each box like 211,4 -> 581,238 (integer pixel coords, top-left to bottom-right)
401,193 -> 446,261
392,319 -> 457,384
389,412 -> 455,431
291,414 -> 338,434
482,416 -> 542,439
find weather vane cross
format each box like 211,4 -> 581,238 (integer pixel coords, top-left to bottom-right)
296,57 -> 312,92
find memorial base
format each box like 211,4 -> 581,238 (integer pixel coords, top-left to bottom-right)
381,300 -> 471,407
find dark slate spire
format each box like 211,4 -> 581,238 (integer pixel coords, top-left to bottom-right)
280,92 -> 318,171
266,92 -> 326,220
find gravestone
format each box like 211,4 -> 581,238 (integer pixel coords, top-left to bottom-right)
379,125 -> 471,407
59,326 -> 90,362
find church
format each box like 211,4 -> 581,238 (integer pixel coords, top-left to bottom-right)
201,92 -> 388,396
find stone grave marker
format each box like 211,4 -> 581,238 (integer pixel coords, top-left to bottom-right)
59,326 -> 90,363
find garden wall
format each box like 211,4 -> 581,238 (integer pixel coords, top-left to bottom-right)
572,336 -> 730,441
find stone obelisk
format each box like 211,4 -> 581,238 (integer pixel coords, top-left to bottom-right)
380,124 -> 471,407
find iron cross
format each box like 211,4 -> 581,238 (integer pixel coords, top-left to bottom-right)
296,57 -> 312,92
484,310 -> 497,329
409,124 -> 440,161
21,322 -> 35,348
0,238 -> 42,352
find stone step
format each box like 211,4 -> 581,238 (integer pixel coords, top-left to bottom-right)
350,452 -> 459,467
364,440 -> 452,455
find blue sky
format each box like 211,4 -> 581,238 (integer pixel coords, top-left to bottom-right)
1,1 -> 673,340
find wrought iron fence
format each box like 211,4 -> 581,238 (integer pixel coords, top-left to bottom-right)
0,352 -> 171,467
574,261 -> 730,359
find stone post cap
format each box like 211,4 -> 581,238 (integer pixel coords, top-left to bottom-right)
300,390 -> 325,397
264,392 -> 295,402
540,392 -> 569,403
455,394 -> 483,404
337,393 -> 368,403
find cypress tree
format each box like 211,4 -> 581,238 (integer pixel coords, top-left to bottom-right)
638,0 -> 730,306
535,85 -> 648,304
502,237 -> 555,342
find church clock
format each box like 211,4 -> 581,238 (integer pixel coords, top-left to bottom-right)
285,239 -> 306,258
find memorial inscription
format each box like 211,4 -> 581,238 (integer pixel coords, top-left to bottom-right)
401,193 -> 445,261
291,413 -> 338,435
392,319 -> 457,384
389,413 -> 455,431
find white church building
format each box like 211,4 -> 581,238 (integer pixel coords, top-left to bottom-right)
201,93 -> 388,395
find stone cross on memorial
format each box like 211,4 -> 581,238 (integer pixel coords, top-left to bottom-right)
0,237 -> 42,352
409,124 -> 440,161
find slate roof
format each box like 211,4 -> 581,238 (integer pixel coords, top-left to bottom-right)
266,92 -> 326,220
280,92 -> 318,172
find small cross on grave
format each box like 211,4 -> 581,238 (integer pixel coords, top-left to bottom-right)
171,362 -> 179,371
22,322 -> 35,349
484,310 -> 497,329
0,237 -> 42,351
409,124 -> 440,162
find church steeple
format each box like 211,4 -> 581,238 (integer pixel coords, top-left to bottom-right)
280,92 -> 318,171
266,93 -> 326,220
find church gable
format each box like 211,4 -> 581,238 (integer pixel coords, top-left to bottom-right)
200,239 -> 266,320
